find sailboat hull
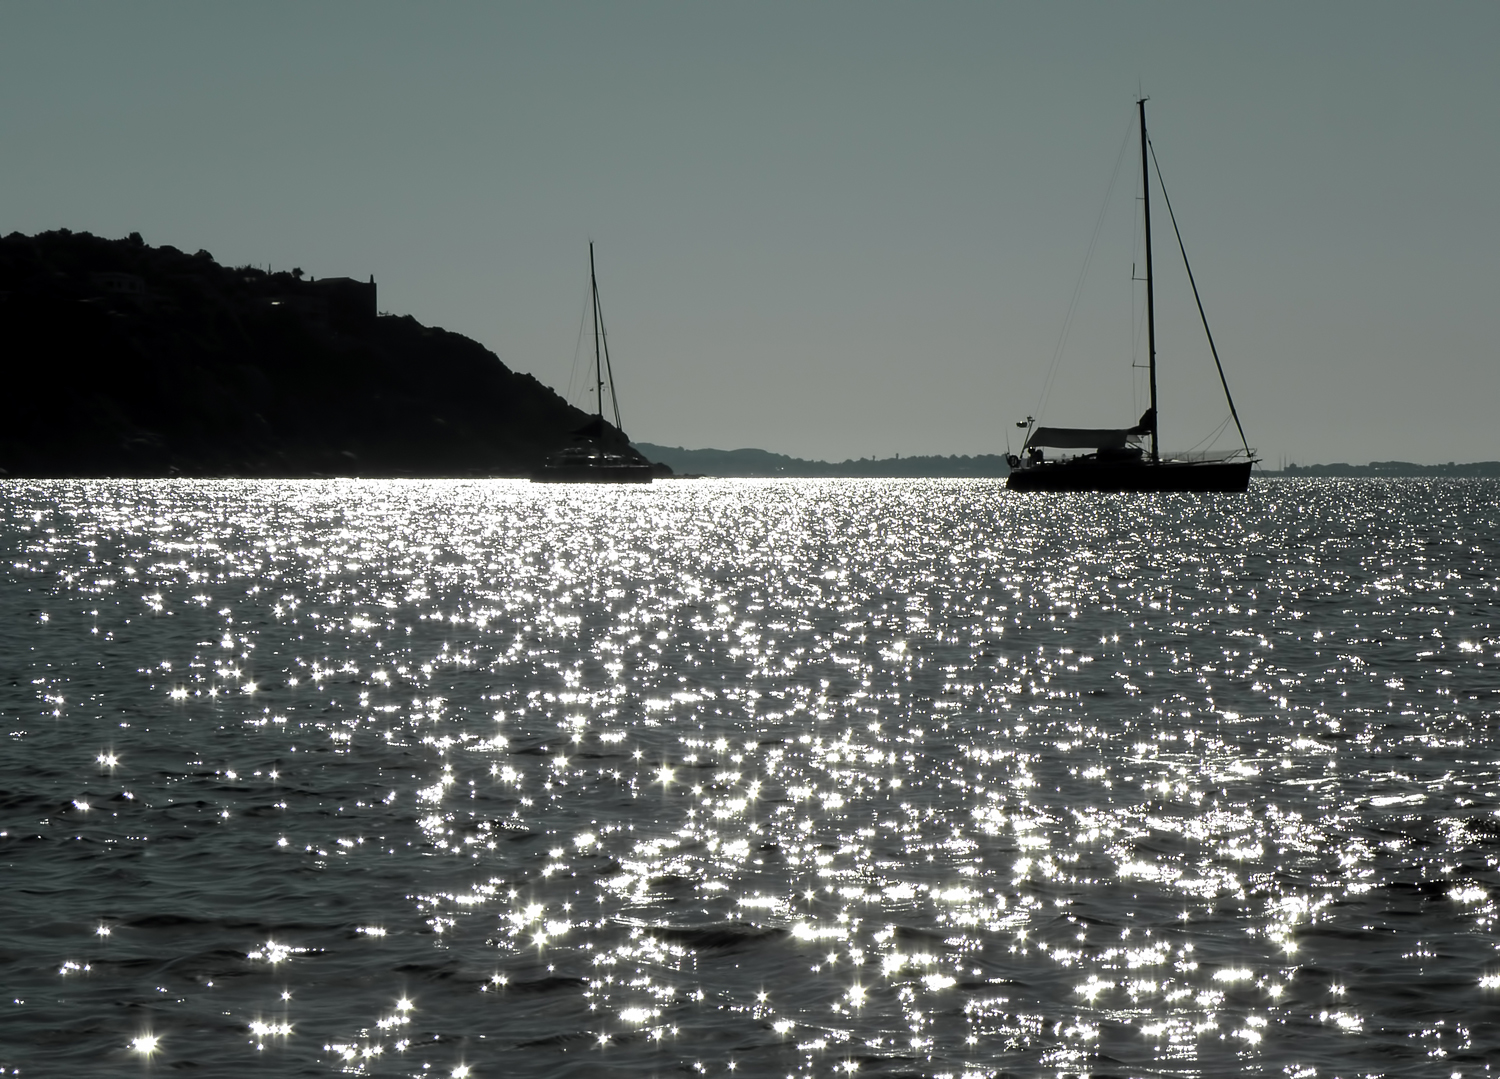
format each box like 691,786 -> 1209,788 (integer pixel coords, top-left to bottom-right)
527,245 -> 658,485
1011,102 -> 1255,498
530,461 -> 655,484
1007,459 -> 1252,493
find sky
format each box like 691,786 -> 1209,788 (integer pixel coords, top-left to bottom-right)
2,2 -> 1497,465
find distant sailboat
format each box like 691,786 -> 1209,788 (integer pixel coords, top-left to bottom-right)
1007,99 -> 1256,493
532,244 -> 656,484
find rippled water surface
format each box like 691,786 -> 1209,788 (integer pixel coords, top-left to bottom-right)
3,478 -> 1499,1078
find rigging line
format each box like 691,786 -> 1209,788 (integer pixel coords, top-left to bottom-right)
1148,138 -> 1252,456
1128,165 -> 1151,421
1184,414 -> 1233,454
1032,118 -> 1135,424
1130,169 -> 1144,368
592,271 -> 604,418
1125,194 -> 1137,413
566,286 -> 590,407
596,293 -> 624,430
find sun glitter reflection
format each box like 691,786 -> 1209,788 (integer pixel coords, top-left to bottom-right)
14,478 -> 1500,1075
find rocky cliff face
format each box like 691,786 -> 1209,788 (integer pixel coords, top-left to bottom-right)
0,230 -> 648,477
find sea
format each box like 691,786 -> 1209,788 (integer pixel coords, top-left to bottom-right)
2,478 -> 1497,1079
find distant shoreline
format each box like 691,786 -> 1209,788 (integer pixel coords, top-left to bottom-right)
1257,461 -> 1500,479
633,443 -> 1012,478
2,229 -> 1492,482
636,444 -> 1500,480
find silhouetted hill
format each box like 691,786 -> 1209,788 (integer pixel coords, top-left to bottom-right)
0,229 -> 655,477
634,443 -> 1011,477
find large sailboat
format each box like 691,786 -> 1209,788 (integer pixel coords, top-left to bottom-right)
1007,100 -> 1255,493
531,244 -> 657,484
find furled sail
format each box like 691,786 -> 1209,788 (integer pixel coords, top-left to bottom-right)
1026,427 -> 1133,450
1025,409 -> 1154,451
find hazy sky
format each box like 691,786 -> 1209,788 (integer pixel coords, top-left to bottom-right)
3,2 -> 1496,464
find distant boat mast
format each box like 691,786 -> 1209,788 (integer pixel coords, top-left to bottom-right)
1139,97 -> 1160,465
589,242 -> 623,429
590,242 -> 603,422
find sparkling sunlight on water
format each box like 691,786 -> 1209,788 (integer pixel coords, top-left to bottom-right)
2,479 -> 1498,1077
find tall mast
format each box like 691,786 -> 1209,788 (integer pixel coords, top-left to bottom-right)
590,242 -> 603,421
1139,97 -> 1159,464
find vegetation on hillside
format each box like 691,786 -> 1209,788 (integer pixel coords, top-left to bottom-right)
0,230 -> 642,477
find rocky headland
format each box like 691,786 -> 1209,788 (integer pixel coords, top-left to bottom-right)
0,230 -> 654,477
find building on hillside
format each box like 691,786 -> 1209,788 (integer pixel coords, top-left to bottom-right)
90,272 -> 147,298
309,276 -> 376,329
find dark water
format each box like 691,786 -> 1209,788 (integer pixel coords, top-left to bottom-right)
2,479 -> 1498,1078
